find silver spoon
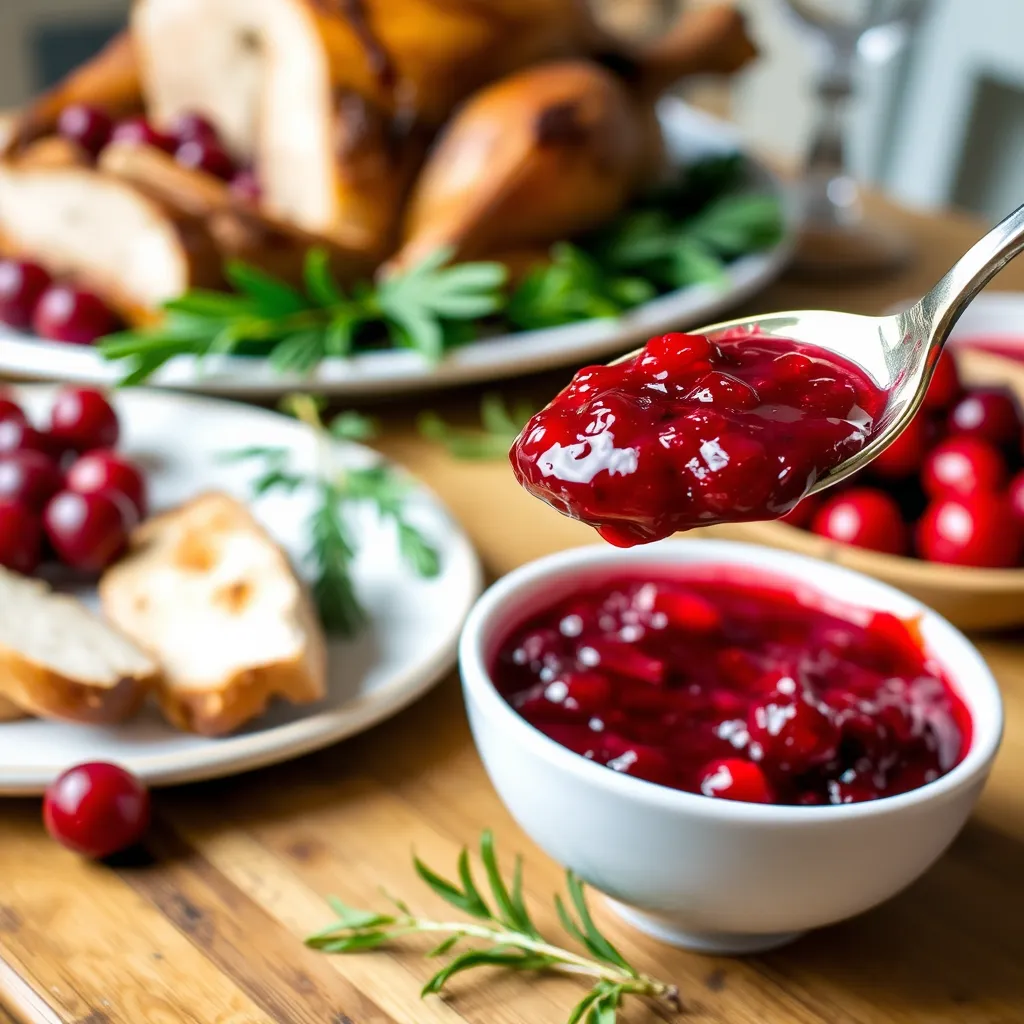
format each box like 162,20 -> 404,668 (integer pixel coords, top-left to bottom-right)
613,201 -> 1024,495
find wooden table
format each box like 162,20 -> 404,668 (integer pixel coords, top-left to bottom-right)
4,198 -> 1024,1024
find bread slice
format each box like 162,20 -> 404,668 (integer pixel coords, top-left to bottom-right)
0,568 -> 158,723
0,696 -> 29,723
99,492 -> 327,736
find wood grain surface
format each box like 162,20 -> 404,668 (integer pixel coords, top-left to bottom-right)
4,196 -> 1024,1024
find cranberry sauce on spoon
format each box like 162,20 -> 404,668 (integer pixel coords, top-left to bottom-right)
511,330 -> 887,545
491,569 -> 970,806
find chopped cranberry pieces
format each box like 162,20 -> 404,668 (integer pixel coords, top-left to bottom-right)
493,571 -> 969,805
511,330 -> 886,543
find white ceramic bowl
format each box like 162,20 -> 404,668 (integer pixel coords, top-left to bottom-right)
459,539 -> 1003,955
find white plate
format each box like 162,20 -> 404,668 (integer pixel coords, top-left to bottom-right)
0,386 -> 482,794
0,100 -> 796,398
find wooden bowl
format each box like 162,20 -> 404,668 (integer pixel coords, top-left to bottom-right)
713,348 -> 1024,632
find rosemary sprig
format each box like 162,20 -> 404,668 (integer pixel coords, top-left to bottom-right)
223,394 -> 440,636
418,393 -> 537,460
306,830 -> 680,1024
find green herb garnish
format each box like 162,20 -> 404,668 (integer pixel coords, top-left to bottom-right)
418,392 -> 536,460
307,830 -> 680,1024
224,395 -> 440,636
100,157 -> 782,385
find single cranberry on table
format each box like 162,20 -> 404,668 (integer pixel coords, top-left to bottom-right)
869,412 -> 929,478
916,494 -> 1023,568
43,489 -> 130,571
110,116 -> 176,152
921,349 -> 962,412
699,759 -> 773,803
66,450 -> 147,518
175,139 -> 236,180
511,330 -> 887,544
0,499 -> 42,573
947,387 -> 1022,448
56,104 -> 113,157
0,450 -> 62,509
921,437 -> 1008,498
49,387 -> 120,451
493,573 -> 970,805
0,259 -> 51,329
32,285 -> 120,345
810,487 -> 908,556
43,762 -> 150,859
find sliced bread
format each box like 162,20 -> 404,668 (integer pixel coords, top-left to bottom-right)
0,696 -> 29,723
0,568 -> 158,723
99,492 -> 327,736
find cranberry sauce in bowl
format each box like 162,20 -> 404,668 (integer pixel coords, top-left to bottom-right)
511,330 -> 887,546
490,567 -> 970,806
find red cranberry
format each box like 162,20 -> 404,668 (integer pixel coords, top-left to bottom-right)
748,689 -> 839,771
652,588 -> 721,632
810,487 -> 908,556
110,116 -> 175,152
0,259 -> 51,329
0,416 -> 48,455
699,759 -> 772,803
947,388 -> 1022,447
0,397 -> 25,424
0,450 -> 62,509
0,499 -> 42,573
228,169 -> 262,204
48,388 -> 119,451
921,437 -> 1007,498
870,412 -> 928,478
636,332 -> 713,380
32,285 -> 120,345
168,111 -> 221,144
602,738 -> 673,785
43,489 -> 129,570
916,494 -> 1023,568
779,494 -> 821,528
65,450 -> 147,518
922,350 -> 961,412
175,139 -> 235,180
1008,470 -> 1024,524
43,762 -> 150,859
56,104 -> 113,157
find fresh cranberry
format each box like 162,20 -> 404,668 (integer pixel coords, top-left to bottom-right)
168,111 -> 221,144
810,487 -> 908,556
870,412 -> 928,478
48,388 -> 119,451
110,116 -> 175,152
65,450 -> 147,518
916,494 -> 1023,568
922,350 -> 961,412
0,397 -> 25,424
1009,470 -> 1024,525
0,450 -> 62,508
921,437 -> 1007,498
947,388 -> 1022,447
511,331 -> 887,543
229,169 -> 262,204
699,759 -> 772,803
0,259 -> 51,329
0,499 -> 42,573
56,104 -> 113,157
175,139 -> 235,180
0,416 -> 48,455
43,762 -> 150,859
43,489 -> 130,570
32,285 -> 120,345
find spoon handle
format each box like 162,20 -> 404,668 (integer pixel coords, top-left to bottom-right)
918,202 -> 1024,348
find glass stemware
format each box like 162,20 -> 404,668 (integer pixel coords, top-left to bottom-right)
784,0 -> 932,277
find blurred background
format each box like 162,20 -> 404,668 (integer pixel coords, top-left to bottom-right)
3,0 -> 1019,224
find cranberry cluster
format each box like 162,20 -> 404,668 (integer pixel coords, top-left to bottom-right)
492,573 -> 969,806
511,330 -> 887,546
789,350 -> 1024,568
0,387 -> 146,575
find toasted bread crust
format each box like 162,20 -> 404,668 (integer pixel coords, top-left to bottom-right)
0,645 -> 154,724
100,491 -> 327,736
0,695 -> 29,723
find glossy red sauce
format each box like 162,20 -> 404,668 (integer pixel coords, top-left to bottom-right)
511,330 -> 887,546
491,569 -> 971,805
